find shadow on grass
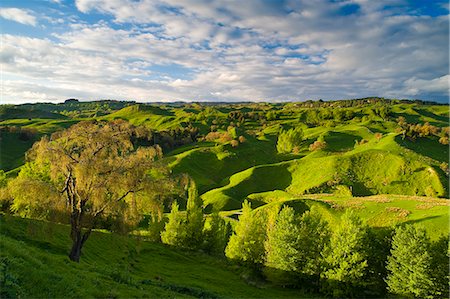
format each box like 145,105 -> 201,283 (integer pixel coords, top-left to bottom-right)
395,135 -> 448,163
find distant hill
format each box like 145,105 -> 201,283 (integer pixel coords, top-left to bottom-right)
0,106 -> 67,121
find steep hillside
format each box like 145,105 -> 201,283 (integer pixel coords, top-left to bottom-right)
0,215 -> 311,298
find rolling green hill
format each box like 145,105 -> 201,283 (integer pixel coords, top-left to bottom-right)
0,99 -> 448,298
0,106 -> 67,121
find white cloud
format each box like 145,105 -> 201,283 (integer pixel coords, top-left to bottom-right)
1,0 -> 448,103
0,7 -> 37,26
403,75 -> 450,96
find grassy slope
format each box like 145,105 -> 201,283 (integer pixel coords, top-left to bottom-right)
0,215 -> 311,298
102,105 -> 190,130
249,195 -> 449,240
201,127 -> 447,211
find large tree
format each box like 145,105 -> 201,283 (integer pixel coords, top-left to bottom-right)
12,120 -> 173,262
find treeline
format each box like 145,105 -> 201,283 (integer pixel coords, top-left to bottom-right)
155,195 -> 448,298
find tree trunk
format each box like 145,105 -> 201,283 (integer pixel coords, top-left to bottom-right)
69,234 -> 83,262
68,227 -> 91,262
68,200 -> 91,262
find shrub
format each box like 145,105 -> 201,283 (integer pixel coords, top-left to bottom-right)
309,140 -> 327,151
333,185 -> 353,196
439,136 -> 449,145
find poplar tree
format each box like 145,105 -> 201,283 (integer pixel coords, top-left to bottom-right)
296,208 -> 330,281
161,201 -> 186,247
203,212 -> 231,256
184,179 -> 204,249
225,200 -> 266,264
430,235 -> 450,298
386,225 -> 435,298
264,206 -> 300,286
322,210 -> 369,297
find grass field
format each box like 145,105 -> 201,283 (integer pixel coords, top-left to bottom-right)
0,215 -> 314,298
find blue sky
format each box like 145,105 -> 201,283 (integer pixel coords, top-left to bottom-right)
0,0 -> 448,103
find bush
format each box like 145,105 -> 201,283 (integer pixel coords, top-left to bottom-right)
309,140 -> 327,151
333,185 -> 352,196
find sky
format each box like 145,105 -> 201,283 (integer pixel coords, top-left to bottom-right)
0,0 -> 449,104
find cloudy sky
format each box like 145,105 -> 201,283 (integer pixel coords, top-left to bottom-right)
1,0 -> 449,104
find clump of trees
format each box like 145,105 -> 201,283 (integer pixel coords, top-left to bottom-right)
277,127 -> 304,153
161,180 -> 231,253
397,116 -> 448,144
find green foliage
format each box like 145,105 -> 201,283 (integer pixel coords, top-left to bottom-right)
161,180 -> 205,250
264,206 -> 301,285
276,127 -> 303,153
322,210 -> 369,297
184,180 -> 205,249
225,200 -> 266,264
429,235 -> 450,298
161,201 -> 186,247
296,208 -> 330,278
386,225 -> 436,298
203,212 -> 231,256
9,162 -> 60,219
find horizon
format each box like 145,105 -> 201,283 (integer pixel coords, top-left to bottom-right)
3,96 -> 449,106
1,0 -> 449,104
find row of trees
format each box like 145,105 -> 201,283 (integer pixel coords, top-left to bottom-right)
221,201 -> 448,298
156,196 -> 448,298
159,180 -> 231,256
397,116 -> 449,144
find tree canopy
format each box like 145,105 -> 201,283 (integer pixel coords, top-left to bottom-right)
10,120 -> 175,261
